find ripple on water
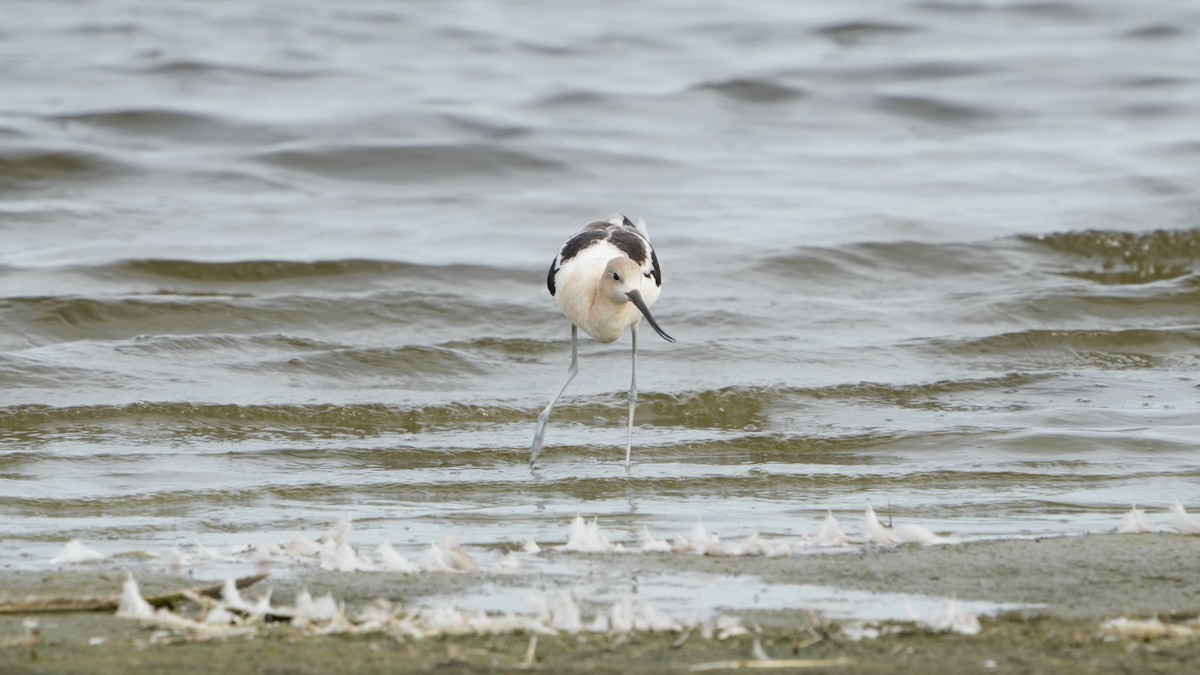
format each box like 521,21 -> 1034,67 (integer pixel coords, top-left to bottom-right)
0,292 -> 545,345
110,258 -> 521,284
48,108 -> 296,145
873,94 -> 999,126
253,141 -> 566,183
690,78 -> 806,104
2,0 -> 1199,582
913,327 -> 1200,371
1022,229 -> 1200,284
0,147 -> 137,192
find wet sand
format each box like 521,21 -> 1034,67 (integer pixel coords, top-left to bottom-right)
2,534 -> 1198,674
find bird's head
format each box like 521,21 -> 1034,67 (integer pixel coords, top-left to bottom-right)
602,258 -> 675,343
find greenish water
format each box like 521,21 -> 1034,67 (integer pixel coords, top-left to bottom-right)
1,0 -> 1199,621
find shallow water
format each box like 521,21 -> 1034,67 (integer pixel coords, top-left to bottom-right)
2,0 -> 1200,615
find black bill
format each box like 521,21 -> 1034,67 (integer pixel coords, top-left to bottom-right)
626,290 -> 676,343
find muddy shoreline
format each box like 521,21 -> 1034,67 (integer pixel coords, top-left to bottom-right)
3,534 -> 1199,674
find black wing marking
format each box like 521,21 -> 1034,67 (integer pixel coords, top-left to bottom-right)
548,216 -> 659,295
558,229 -> 606,264
549,229 -> 606,296
607,228 -> 650,266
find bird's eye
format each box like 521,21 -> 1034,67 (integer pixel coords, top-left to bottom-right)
611,271 -> 620,281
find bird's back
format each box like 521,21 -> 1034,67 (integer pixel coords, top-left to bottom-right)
546,215 -> 663,343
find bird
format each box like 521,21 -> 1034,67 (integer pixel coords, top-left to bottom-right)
530,213 -> 675,468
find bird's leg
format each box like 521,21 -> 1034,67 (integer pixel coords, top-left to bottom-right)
625,322 -> 639,469
530,325 -> 578,467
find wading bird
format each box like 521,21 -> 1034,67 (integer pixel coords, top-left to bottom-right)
530,214 -> 675,468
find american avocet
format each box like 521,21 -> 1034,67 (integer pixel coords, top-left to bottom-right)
530,214 -> 675,468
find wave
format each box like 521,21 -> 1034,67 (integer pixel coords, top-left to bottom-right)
916,1 -> 1092,20
50,108 -> 294,145
1123,24 -> 1188,41
0,293 -> 545,345
915,328 -> 1200,370
756,230 -> 1199,299
254,141 -> 564,182
103,258 -> 525,284
691,78 -> 806,104
533,90 -> 609,107
1022,229 -> 1200,285
813,20 -> 918,45
0,356 -> 102,388
0,375 -> 1046,436
757,239 -> 1020,283
0,147 -> 135,191
873,94 -> 996,125
127,58 -> 329,80
498,375 -> 1045,429
0,401 -> 524,436
243,344 -> 487,378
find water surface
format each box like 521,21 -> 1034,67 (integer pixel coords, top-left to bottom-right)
2,0 -> 1199,615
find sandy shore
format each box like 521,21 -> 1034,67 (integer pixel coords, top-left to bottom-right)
2,534 -> 1198,674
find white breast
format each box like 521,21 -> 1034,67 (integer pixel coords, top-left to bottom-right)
553,241 -> 661,343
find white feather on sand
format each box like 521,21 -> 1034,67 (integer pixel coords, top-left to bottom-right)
251,541 -> 283,563
221,578 -> 252,613
115,575 -> 249,636
608,596 -> 634,634
631,601 -> 682,632
204,605 -> 237,625
353,599 -> 396,632
1116,504 -> 1156,533
864,506 -> 943,546
291,589 -> 315,628
377,542 -> 420,573
910,597 -> 982,635
673,520 -> 725,556
291,589 -> 343,629
310,597 -> 355,635
712,615 -> 750,640
811,510 -> 850,547
732,532 -> 792,557
115,575 -> 154,619
892,523 -> 943,545
247,590 -> 275,621
421,535 -> 480,573
560,514 -> 619,553
544,589 -> 583,632
639,526 -> 673,553
666,521 -> 792,557
286,535 -> 322,558
323,517 -> 353,547
1169,501 -> 1200,535
319,539 -> 362,572
239,583 -> 749,640
49,540 -> 105,565
194,542 -> 224,562
1102,616 -> 1200,640
531,592 -> 690,636
119,600 -> 251,638
864,505 -> 901,546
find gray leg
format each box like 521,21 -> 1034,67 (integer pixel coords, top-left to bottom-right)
625,321 -> 639,469
530,325 -> 578,467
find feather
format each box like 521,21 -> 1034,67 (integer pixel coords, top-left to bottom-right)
49,540 -> 104,565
